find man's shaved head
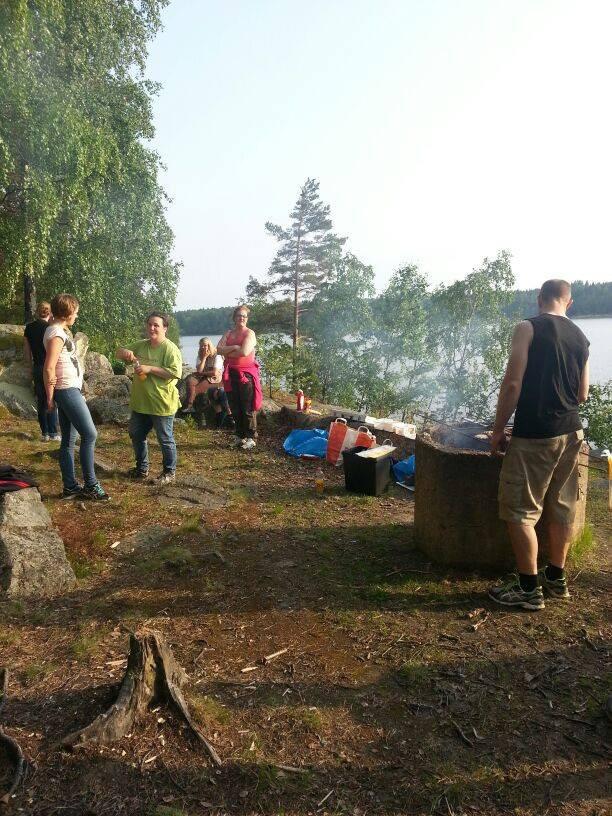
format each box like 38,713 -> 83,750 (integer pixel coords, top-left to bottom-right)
540,279 -> 572,305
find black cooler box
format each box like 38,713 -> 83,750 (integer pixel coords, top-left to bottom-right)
342,446 -> 391,496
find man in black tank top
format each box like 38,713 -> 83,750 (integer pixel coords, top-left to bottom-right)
488,280 -> 589,611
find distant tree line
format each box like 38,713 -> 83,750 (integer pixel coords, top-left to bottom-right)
176,279 -> 612,338
174,307 -> 234,336
508,281 -> 612,318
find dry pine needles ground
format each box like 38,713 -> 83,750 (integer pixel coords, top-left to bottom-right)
0,408 -> 610,816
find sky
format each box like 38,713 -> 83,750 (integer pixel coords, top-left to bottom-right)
146,0 -> 612,311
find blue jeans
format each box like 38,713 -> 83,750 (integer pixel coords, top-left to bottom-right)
54,387 -> 98,489
33,365 -> 58,435
128,411 -> 177,474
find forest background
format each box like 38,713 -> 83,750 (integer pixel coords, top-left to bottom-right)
175,179 -> 612,442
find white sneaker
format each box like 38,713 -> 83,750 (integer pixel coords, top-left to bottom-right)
241,438 -> 256,451
41,434 -> 50,442
229,436 -> 244,449
49,434 -> 61,441
155,471 -> 176,486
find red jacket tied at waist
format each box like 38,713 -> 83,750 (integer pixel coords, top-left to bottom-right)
223,360 -> 263,411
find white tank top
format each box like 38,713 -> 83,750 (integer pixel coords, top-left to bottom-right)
43,324 -> 83,390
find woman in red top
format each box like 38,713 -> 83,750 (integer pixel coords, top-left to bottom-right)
217,305 -> 262,450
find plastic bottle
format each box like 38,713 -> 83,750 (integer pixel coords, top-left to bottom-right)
134,359 -> 147,381
315,471 -> 325,495
296,389 -> 305,411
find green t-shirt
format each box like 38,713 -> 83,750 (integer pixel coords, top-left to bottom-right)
128,338 -> 182,416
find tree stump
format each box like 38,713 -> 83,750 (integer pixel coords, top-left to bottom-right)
60,630 -> 221,766
0,669 -> 28,807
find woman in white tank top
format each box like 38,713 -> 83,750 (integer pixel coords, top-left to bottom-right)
43,293 -> 110,501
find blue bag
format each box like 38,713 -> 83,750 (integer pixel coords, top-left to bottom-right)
283,428 -> 329,458
392,454 -> 415,482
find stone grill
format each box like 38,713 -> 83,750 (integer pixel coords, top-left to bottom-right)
414,426 -> 588,570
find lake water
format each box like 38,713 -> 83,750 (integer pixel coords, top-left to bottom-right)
180,316 -> 612,385
573,318 -> 611,385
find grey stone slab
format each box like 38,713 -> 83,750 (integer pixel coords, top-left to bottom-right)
0,487 -> 49,527
0,488 -> 76,598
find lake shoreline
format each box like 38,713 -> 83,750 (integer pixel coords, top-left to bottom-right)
568,313 -> 612,319
180,316 -> 612,385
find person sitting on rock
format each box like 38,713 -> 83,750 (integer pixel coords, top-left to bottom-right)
43,293 -> 110,501
116,311 -> 182,485
182,337 -> 233,428
24,300 -> 59,442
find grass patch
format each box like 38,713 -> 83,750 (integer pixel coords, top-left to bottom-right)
91,530 -> 108,552
150,807 -> 190,816
293,706 -> 324,733
70,625 -> 108,660
250,762 -> 313,794
71,557 -> 105,580
230,486 -> 252,503
188,693 -> 231,727
21,662 -> 52,685
177,513 -> 202,534
0,628 -> 18,646
0,600 -> 25,619
397,660 -> 430,688
137,545 -> 196,576
568,522 -> 596,565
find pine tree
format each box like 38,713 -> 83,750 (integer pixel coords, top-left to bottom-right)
265,178 -> 345,383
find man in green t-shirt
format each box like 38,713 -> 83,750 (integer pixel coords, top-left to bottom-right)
116,312 -> 183,485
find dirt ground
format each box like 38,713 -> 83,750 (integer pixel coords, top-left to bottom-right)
0,409 -> 610,816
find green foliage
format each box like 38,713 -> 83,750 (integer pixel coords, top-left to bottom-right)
257,333 -> 293,396
581,381 -> 612,448
362,263 -> 435,416
306,253 -> 375,405
264,178 -> 345,303
0,0 -> 179,354
248,249 -> 517,421
261,178 -> 346,382
431,251 -> 515,421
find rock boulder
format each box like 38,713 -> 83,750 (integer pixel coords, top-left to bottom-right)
87,396 -> 131,425
0,488 -> 76,598
84,351 -> 114,380
84,372 -> 131,399
74,332 -> 89,372
0,381 -> 37,419
0,360 -> 33,388
0,324 -> 25,365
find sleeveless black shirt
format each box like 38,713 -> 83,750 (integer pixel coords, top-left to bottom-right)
513,314 -> 589,439
23,319 -> 49,366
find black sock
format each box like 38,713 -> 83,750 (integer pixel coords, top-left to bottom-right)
545,564 -> 564,581
518,573 -> 538,592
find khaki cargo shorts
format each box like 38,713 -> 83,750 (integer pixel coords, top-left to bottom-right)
498,430 -> 584,526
